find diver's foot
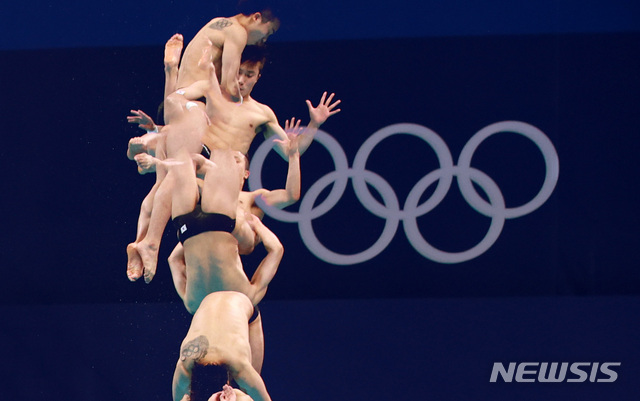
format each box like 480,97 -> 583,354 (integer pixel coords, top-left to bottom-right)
137,240 -> 159,284
126,243 -> 143,281
164,33 -> 184,69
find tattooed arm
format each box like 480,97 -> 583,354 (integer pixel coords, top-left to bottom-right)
172,335 -> 209,401
210,18 -> 246,101
172,352 -> 193,401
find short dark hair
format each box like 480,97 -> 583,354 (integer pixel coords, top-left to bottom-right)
237,0 -> 281,23
241,45 -> 268,72
190,363 -> 230,401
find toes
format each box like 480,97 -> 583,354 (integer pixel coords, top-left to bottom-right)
126,243 -> 143,281
127,268 -> 141,282
144,268 -> 156,284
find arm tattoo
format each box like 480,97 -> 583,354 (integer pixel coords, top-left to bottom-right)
180,335 -> 209,362
209,19 -> 233,30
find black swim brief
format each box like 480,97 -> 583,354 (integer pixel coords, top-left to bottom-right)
173,204 -> 236,244
201,143 -> 211,159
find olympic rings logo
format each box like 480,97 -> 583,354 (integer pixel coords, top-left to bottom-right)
248,121 -> 559,265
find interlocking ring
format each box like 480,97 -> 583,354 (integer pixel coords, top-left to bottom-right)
249,121 -> 559,265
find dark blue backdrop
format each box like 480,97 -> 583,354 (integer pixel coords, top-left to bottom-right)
0,1 -> 638,400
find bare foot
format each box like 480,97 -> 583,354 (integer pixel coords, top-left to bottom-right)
136,239 -> 159,283
164,33 -> 184,69
127,137 -> 148,159
126,243 -> 143,281
134,153 -> 157,175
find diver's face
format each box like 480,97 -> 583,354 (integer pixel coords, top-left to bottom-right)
247,18 -> 279,45
237,62 -> 261,98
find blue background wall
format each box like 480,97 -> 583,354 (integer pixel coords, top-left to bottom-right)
1,1 -> 639,400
